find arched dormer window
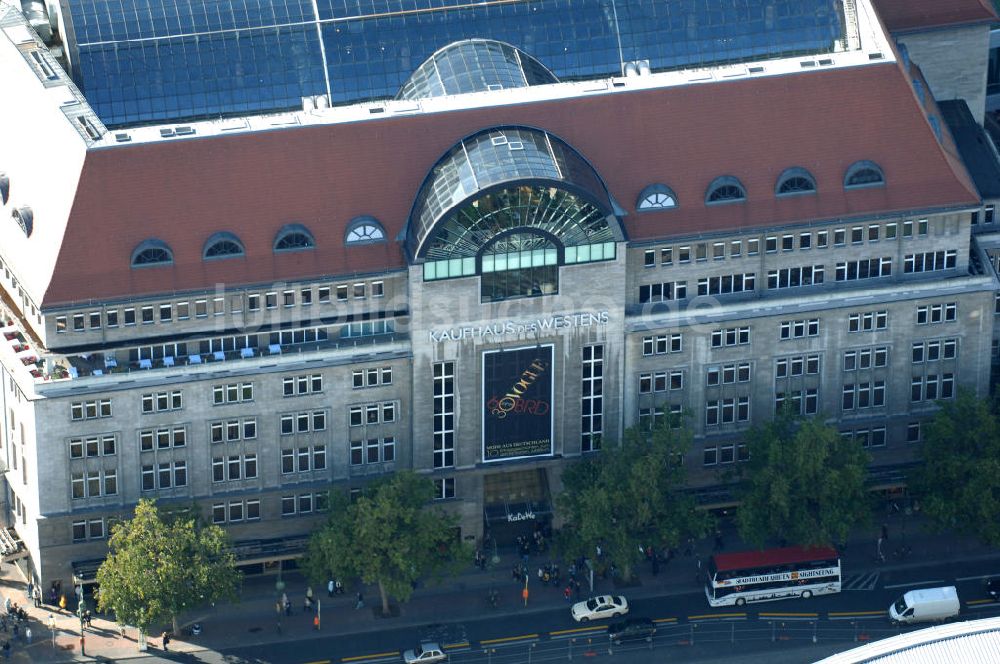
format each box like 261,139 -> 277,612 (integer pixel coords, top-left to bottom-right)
131,239 -> 173,267
12,207 -> 32,237
345,216 -> 386,245
0,173 -> 8,205
636,184 -> 677,211
844,160 -> 885,189
775,168 -> 817,197
705,176 -> 746,205
273,223 -> 315,252
203,232 -> 245,260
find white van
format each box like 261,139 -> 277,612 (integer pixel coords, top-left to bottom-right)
888,585 -> 960,625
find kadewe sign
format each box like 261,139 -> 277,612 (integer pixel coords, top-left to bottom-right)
482,345 -> 554,462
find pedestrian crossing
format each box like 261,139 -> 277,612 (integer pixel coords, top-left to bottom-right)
842,572 -> 880,591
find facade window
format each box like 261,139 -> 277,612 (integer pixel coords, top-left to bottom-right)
71,469 -> 117,498
842,381 -> 886,410
775,354 -> 820,378
582,345 -> 603,452
141,390 -> 182,413
848,311 -> 888,333
281,493 -> 326,517
70,399 -> 112,421
433,361 -> 455,468
766,266 -> 824,289
643,250 -> 655,267
344,217 -> 386,244
775,388 -> 819,415
283,373 -> 323,396
638,370 -> 684,393
280,411 -> 327,434
71,519 -> 106,542
131,239 -> 174,267
844,160 -> 885,188
352,367 -> 392,388
706,362 -> 751,386
911,339 -> 958,363
209,418 -> 256,442
910,373 -> 955,402
903,250 -> 957,274
906,422 -> 921,443
636,184 -> 677,210
843,427 -> 887,449
212,382 -> 253,405
641,333 -> 682,356
434,478 -> 456,500
778,319 -> 819,340
281,445 -> 326,473
916,303 -> 958,325
638,281 -> 687,303
843,346 -> 890,371
212,454 -> 257,482
696,273 -> 755,296
711,326 -> 750,348
274,224 -> 315,252
835,257 -> 892,281
776,168 -> 817,196
69,434 -> 117,459
705,397 -> 750,425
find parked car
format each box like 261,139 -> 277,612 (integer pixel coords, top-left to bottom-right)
987,578 -> 1000,601
571,595 -> 629,622
402,642 -> 447,664
607,617 -> 656,645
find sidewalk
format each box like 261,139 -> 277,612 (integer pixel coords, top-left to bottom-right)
0,511 -> 997,662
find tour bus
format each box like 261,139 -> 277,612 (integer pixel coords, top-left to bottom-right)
704,546 -> 841,607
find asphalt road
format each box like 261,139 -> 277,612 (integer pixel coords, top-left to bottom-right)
116,557 -> 1000,664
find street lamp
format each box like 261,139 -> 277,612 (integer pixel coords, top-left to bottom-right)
75,585 -> 87,656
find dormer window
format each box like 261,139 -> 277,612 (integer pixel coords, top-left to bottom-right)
636,184 -> 677,211
705,176 -> 746,205
345,216 -> 386,245
844,161 -> 885,189
274,224 -> 315,252
775,168 -> 817,196
12,207 -> 32,237
131,239 -> 174,267
0,173 -> 8,205
203,232 -> 245,259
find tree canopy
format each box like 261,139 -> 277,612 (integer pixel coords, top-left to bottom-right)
95,499 -> 241,638
303,472 -> 466,616
735,409 -> 871,549
911,389 -> 1000,546
557,419 -> 711,580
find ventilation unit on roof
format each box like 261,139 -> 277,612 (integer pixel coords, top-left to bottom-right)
75,116 -> 101,140
174,126 -> 195,136
868,52 -> 884,60
159,128 -> 175,138
368,107 -> 385,114
114,132 -> 131,143
623,60 -> 650,77
748,66 -> 764,73
20,1 -> 52,44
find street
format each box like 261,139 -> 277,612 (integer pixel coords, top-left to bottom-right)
106,555 -> 1000,664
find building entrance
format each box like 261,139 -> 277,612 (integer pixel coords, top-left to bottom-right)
482,468 -> 552,546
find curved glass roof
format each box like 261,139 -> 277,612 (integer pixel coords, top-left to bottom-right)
407,126 -> 622,260
397,39 -> 558,101
62,0 -> 846,128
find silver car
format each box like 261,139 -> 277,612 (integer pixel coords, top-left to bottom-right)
403,642 -> 447,664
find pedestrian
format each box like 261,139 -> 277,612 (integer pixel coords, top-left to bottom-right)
563,586 -> 571,602
714,530 -> 724,551
25,582 -> 32,607
304,595 -> 313,613
512,563 -> 520,582
327,580 -> 334,598
284,597 -> 292,616
306,586 -> 314,611
10,625 -> 16,642
2,599 -> 8,615
161,630 -> 170,651
85,609 -> 92,628
355,592 -> 364,610
876,536 -> 886,563
2,640 -> 8,661
313,614 -> 320,631
58,594 -> 66,612
32,587 -> 40,609
335,580 -> 344,595
23,627 -> 29,645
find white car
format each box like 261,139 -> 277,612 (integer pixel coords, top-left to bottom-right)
403,642 -> 447,664
571,595 -> 629,622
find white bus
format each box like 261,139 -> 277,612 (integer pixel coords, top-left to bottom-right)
704,545 -> 841,607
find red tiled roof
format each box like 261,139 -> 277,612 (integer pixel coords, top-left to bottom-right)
44,61 -> 979,306
872,0 -> 997,33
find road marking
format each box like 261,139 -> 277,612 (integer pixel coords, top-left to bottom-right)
759,612 -> 818,621
550,626 -> 606,637
687,612 -> 747,621
341,653 -> 399,663
883,579 -> 944,590
303,661 -> 331,664
480,633 -> 539,645
828,610 -> 884,621
443,642 -> 470,651
653,617 -> 678,624
966,599 -> 995,606
842,572 -> 880,591
957,574 -> 994,582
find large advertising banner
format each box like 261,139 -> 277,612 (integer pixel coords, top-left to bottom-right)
482,345 -> 554,463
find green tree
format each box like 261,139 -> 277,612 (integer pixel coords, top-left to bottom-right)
911,389 -> 1000,545
303,472 -> 466,616
95,499 -> 241,642
735,409 -> 871,548
557,419 -> 711,581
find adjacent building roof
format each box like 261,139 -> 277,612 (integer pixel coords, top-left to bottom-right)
940,99 -> 1000,200
60,0 -> 848,127
816,616 -> 1000,664
871,0 -> 997,34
